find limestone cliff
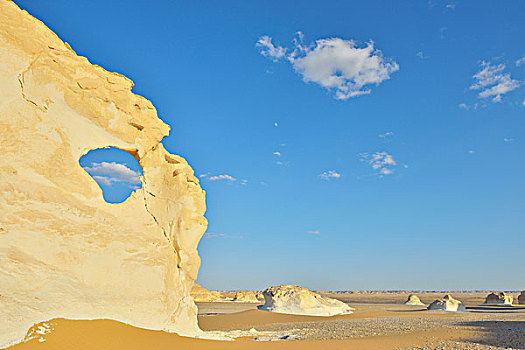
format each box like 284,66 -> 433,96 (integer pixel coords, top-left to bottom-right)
0,1 -> 207,347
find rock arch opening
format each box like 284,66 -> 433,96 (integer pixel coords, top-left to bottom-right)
79,147 -> 143,203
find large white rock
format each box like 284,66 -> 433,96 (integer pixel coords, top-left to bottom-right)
427,294 -> 466,312
258,285 -> 353,316
0,1 -> 207,347
405,294 -> 425,306
484,292 -> 513,305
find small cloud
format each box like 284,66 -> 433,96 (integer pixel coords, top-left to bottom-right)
83,161 -> 141,187
445,3 -> 456,9
204,232 -> 244,239
360,152 -> 398,176
199,173 -> 208,178
504,137 -> 514,142
307,230 -> 321,235
260,181 -> 267,186
256,35 -> 287,62
273,151 -> 281,156
516,56 -> 525,67
275,161 -> 289,166
241,179 -> 248,185
280,143 -> 287,147
440,27 -> 448,39
208,174 -> 236,181
257,33 -> 399,100
378,131 -> 393,139
522,97 -> 525,106
417,51 -> 428,59
468,150 -> 475,154
319,170 -> 341,180
470,61 -> 520,102
274,122 -> 278,127
459,103 -> 469,110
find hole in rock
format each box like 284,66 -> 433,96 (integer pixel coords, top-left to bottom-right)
79,147 -> 143,203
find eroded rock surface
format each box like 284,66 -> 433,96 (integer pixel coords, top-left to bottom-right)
405,294 -> 425,306
232,291 -> 261,303
427,294 -> 466,312
258,285 -> 353,316
518,291 -> 525,305
0,1 -> 207,347
484,292 -> 513,305
191,284 -> 226,303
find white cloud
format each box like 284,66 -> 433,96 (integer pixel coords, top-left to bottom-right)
275,161 -> 289,166
204,232 -> 244,239
378,131 -> 393,138
307,230 -> 321,235
273,151 -> 281,156
319,170 -> 341,180
417,51 -> 428,59
522,97 -> 525,106
274,122 -> 278,127
360,152 -> 397,176
459,103 -> 469,110
470,62 -> 520,102
516,56 -> 525,67
208,174 -> 236,181
468,150 -> 475,154
241,179 -> 248,185
257,33 -> 399,100
84,161 -> 141,187
256,35 -> 287,62
504,137 -> 514,142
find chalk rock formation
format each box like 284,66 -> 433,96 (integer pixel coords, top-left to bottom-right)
427,294 -> 466,312
484,292 -> 513,305
405,294 -> 425,306
258,285 -> 353,316
232,291 -> 260,303
0,1 -> 207,347
518,291 -> 525,305
191,284 -> 225,303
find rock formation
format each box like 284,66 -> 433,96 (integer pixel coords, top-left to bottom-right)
258,285 -> 353,316
405,294 -> 425,306
484,292 -> 513,305
191,283 -> 225,303
0,1 -> 207,347
232,291 -> 260,303
518,291 -> 525,305
427,294 -> 466,312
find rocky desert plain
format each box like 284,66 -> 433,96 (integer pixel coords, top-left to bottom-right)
1,1 -> 524,349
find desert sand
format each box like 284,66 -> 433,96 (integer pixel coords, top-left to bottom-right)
7,292 -> 525,350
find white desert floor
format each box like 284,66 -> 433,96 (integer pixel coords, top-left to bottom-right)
7,292 -> 525,350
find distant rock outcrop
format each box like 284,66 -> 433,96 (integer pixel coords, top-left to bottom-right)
232,291 -> 260,303
518,291 -> 525,305
0,1 -> 207,347
484,292 -> 513,305
191,284 -> 225,303
258,285 -> 353,316
427,294 -> 466,312
405,294 -> 425,306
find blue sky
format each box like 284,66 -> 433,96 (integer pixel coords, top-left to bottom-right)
16,0 -> 525,290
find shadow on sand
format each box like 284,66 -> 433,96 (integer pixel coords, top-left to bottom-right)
457,320 -> 525,349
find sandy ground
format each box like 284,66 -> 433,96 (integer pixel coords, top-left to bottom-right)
7,292 -> 525,350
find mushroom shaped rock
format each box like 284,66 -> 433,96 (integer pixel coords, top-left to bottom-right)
0,2 -> 207,347
427,294 -> 466,312
484,292 -> 513,305
405,294 -> 425,306
232,291 -> 260,303
258,285 -> 353,316
518,291 -> 525,305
